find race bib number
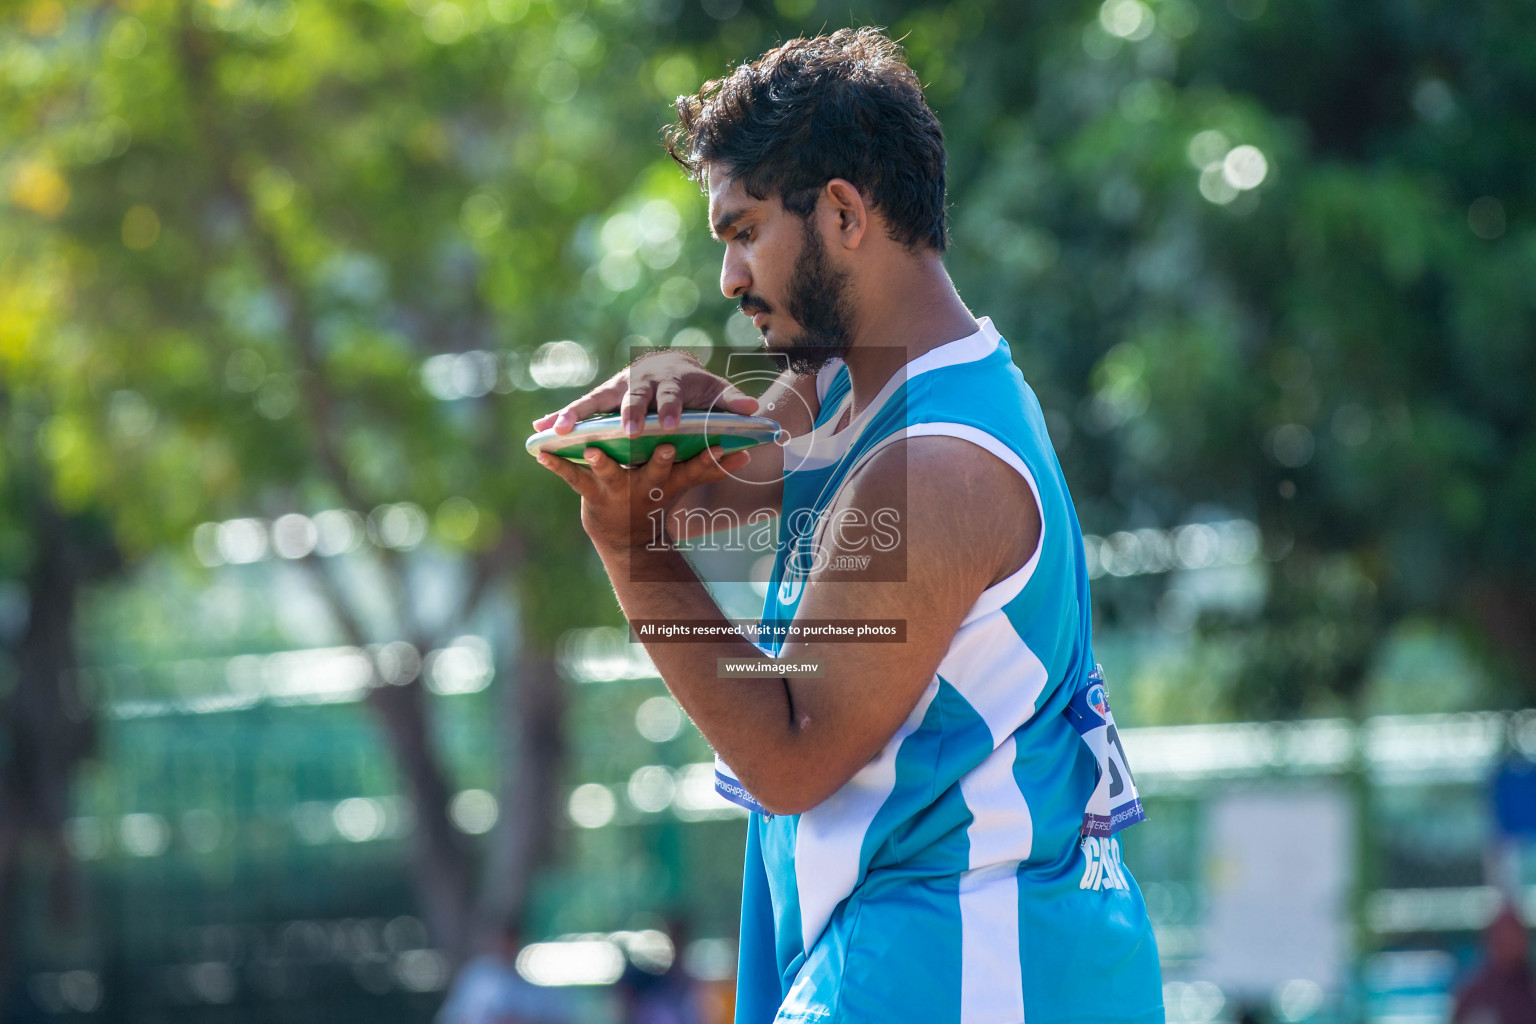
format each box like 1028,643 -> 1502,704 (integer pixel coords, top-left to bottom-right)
1065,664 -> 1146,838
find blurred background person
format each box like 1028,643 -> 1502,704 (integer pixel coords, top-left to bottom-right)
437,926 -> 575,1024
1452,905 -> 1536,1024
616,919 -> 704,1024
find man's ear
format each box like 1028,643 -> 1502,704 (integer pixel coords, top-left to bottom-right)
822,178 -> 868,250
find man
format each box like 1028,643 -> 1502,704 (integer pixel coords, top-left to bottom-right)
532,27 -> 1162,1023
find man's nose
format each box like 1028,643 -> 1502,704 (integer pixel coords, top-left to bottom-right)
720,251 -> 749,299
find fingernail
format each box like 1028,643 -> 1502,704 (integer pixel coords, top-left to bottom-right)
661,414 -> 678,430
625,422 -> 640,437
658,444 -> 675,459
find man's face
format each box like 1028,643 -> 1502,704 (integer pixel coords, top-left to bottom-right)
708,170 -> 855,374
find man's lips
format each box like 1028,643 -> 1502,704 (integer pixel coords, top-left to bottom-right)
752,313 -> 768,329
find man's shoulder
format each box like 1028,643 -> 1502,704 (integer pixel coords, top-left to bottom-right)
832,433 -> 1041,579
847,431 -> 1034,506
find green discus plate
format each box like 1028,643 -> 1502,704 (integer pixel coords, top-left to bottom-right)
525,411 -> 782,466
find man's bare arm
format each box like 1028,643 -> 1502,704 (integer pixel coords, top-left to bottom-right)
740,435 -> 1039,810
588,434 -> 1039,815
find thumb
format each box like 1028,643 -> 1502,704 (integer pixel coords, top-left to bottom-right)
719,384 -> 759,414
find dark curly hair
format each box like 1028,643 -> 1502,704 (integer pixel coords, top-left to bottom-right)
664,27 -> 949,252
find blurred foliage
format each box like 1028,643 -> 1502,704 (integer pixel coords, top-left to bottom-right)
1,0 -> 1529,718
923,0 -> 1535,718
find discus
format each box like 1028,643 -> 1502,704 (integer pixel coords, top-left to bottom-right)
525,411 -> 782,467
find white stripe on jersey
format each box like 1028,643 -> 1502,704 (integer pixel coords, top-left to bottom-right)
938,610 -> 1051,745
961,735 -> 1034,868
958,738 -> 1033,1021
959,860 -> 1027,1023
793,677 -> 941,954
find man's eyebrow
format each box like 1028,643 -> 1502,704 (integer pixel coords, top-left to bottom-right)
711,208 -> 749,240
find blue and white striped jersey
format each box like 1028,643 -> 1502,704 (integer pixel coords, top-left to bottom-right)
717,317 -> 1163,1024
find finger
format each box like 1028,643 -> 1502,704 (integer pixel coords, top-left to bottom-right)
718,382 -> 760,415
532,411 -> 558,430
553,377 -> 628,433
681,373 -> 758,416
638,443 -> 677,491
556,383 -> 620,432
703,445 -> 754,481
681,451 -> 746,491
718,449 -> 753,474
535,452 -> 594,496
584,447 -> 626,488
654,381 -> 684,431
619,383 -> 655,438
669,445 -> 747,492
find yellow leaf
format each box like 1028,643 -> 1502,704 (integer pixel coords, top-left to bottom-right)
7,160 -> 71,218
122,205 -> 161,250
25,0 -> 65,37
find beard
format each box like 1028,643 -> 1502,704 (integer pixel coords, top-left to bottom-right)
751,217 -> 856,375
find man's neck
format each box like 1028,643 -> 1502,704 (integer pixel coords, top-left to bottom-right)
839,256 -> 979,419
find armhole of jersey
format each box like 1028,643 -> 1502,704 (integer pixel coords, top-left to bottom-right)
834,422 -> 1044,628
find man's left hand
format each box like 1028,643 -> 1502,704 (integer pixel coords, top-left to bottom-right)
534,444 -> 752,552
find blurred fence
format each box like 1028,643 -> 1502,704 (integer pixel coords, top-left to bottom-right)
11,663 -> 1529,1022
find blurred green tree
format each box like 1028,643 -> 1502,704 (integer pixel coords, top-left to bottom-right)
921,0 -> 1534,718
0,416 -> 116,993
0,0 -> 712,972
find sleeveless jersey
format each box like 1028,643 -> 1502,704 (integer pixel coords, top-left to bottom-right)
717,317 -> 1163,1024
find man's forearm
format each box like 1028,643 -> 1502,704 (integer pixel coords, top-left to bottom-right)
664,478 -> 718,539
593,535 -> 807,807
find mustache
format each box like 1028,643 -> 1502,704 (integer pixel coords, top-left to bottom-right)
739,295 -> 772,317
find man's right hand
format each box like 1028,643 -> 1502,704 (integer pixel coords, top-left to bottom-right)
531,350 -> 760,438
